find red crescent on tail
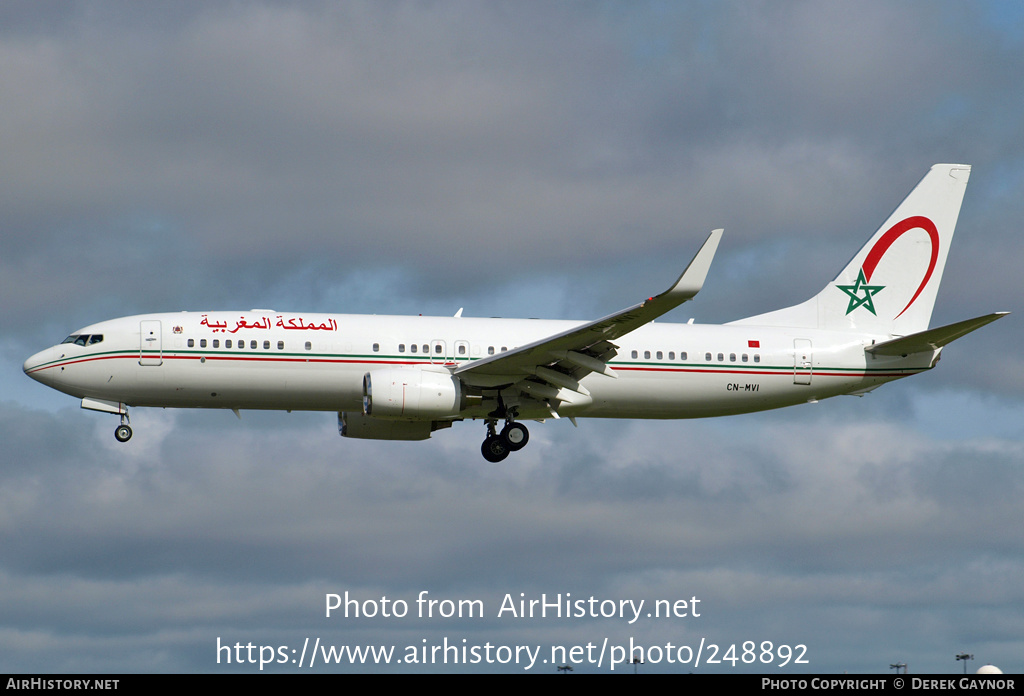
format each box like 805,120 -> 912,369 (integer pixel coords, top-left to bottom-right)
861,215 -> 939,319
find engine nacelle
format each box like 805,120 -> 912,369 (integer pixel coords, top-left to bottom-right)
362,368 -> 463,419
338,412 -> 438,440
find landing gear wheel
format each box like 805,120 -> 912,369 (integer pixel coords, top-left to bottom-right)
501,422 -> 529,451
114,424 -> 133,442
481,435 -> 510,463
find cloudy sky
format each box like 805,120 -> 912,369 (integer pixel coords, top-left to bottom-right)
2,0 -> 1022,674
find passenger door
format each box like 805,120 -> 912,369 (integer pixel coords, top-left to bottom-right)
140,320 -> 163,366
793,339 -> 812,385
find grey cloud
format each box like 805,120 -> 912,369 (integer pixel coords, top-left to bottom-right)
3,400 -> 1023,672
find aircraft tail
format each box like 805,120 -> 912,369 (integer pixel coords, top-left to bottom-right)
730,163 -> 971,336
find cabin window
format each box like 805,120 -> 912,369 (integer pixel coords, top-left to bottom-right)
262,340 -> 269,350
200,339 -> 207,348
305,341 -> 312,351
644,350 -> 651,359
250,340 -> 257,349
422,344 -> 428,354
372,343 -> 380,352
458,344 -> 466,355
488,346 -> 495,355
277,341 -> 284,350
213,339 -> 220,348
668,351 -> 674,360
188,339 -> 195,348
742,354 -> 748,362
680,351 -> 687,361
434,344 -> 442,354
225,339 -> 232,348
501,346 -> 507,352
705,352 -> 712,361
729,353 -> 736,362
656,351 -> 663,360
398,344 -> 405,353
631,350 -> 638,359
410,344 -> 418,353
754,354 -> 761,363
717,353 -> 724,362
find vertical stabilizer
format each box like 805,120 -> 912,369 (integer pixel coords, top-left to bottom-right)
731,164 -> 971,335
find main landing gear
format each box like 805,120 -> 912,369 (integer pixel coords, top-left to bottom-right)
481,414 -> 530,463
113,411 -> 132,442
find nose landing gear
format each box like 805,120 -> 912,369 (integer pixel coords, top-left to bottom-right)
114,411 -> 132,442
480,413 -> 530,462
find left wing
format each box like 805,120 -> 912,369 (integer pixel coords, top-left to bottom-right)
454,230 -> 723,408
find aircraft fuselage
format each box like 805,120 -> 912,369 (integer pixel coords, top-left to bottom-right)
23,310 -> 928,420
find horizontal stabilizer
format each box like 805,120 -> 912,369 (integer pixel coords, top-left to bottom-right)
866,312 -> 1008,356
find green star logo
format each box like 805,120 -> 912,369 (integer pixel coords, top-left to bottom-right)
836,268 -> 884,315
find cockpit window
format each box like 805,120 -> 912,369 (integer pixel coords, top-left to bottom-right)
61,334 -> 103,346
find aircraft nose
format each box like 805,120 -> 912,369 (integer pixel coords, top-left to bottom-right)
23,349 -> 54,386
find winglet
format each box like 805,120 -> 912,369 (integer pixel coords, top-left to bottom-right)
653,228 -> 723,306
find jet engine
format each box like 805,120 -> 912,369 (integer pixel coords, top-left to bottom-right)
362,368 -> 463,419
338,412 -> 453,440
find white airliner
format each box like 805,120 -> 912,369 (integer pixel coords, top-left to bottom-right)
24,164 -> 1006,461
